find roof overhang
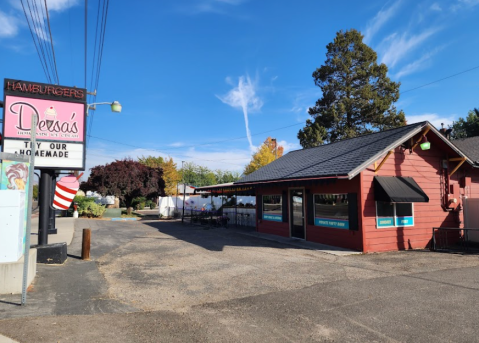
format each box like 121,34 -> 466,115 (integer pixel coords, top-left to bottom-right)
234,174 -> 349,186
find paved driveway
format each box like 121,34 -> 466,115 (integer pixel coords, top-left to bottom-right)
1,219 -> 478,342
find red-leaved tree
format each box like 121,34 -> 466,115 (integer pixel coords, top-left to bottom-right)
81,158 -> 165,207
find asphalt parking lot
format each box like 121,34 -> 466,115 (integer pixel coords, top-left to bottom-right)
1,219 -> 479,342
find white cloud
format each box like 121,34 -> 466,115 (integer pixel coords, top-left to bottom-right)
380,28 -> 439,68
217,75 -> 263,152
363,1 -> 402,45
406,113 -> 455,129
181,0 -> 246,15
450,0 -> 479,11
168,142 -> 185,147
0,11 -> 19,38
393,45 -> 444,79
46,0 -> 79,12
277,140 -> 301,154
430,3 -> 442,11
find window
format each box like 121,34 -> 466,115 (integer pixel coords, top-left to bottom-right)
313,194 -> 349,229
376,202 -> 414,228
263,195 -> 282,222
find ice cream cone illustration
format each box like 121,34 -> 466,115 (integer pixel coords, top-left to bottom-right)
44,106 -> 57,129
53,173 -> 83,210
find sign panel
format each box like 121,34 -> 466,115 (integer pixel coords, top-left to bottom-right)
4,96 -> 84,142
2,79 -> 86,170
0,160 -> 31,257
314,217 -> 349,229
2,140 -> 84,169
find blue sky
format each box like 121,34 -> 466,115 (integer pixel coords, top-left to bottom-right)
1,0 -> 479,177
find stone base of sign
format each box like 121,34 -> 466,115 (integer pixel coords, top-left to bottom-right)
103,208 -> 122,218
0,248 -> 37,294
33,243 -> 67,264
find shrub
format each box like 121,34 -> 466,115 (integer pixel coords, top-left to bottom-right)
78,201 -> 106,218
132,196 -> 146,210
72,196 -> 105,218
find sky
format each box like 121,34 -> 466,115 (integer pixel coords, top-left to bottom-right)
1,0 -> 479,179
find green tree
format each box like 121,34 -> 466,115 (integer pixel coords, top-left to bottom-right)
214,170 -> 241,184
298,29 -> 406,148
452,109 -> 479,139
180,162 -> 217,187
138,155 -> 164,168
244,137 -> 284,175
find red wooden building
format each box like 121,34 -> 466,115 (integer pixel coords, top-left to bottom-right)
228,121 -> 479,253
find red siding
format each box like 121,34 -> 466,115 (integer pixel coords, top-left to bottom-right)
361,144 -> 479,253
256,179 -> 363,251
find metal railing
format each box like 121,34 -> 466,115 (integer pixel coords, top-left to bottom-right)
432,227 -> 479,253
183,209 -> 230,228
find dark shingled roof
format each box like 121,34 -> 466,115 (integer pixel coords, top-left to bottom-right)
452,136 -> 479,164
236,122 -> 428,184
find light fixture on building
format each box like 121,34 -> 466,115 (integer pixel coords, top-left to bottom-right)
420,136 -> 430,150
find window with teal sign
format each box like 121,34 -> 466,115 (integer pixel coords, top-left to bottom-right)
263,195 -> 282,222
314,194 -> 349,229
376,202 -> 414,228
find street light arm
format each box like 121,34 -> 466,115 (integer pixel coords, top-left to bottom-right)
86,101 -> 122,115
87,102 -> 112,108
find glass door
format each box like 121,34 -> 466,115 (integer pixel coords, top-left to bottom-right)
290,189 -> 305,239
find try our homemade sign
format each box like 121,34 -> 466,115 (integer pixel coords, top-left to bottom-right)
2,79 -> 87,170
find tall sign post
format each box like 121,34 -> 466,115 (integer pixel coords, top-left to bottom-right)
2,79 -> 86,262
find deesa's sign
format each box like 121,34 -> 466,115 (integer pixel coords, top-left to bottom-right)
2,79 -> 87,170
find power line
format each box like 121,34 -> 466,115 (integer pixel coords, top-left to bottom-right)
43,0 -> 60,84
400,64 -> 479,94
19,0 -> 50,82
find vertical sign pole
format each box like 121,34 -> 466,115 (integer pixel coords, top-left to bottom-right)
181,161 -> 185,223
21,113 -> 37,305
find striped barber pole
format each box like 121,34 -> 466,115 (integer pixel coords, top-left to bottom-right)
52,173 -> 82,210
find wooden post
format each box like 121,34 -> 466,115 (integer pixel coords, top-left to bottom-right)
82,229 -> 91,260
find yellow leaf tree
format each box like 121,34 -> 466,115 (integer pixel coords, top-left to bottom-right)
243,137 -> 284,175
162,157 -> 181,195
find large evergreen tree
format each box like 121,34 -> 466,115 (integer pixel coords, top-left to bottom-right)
298,29 -> 406,148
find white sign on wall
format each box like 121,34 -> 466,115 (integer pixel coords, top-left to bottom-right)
2,139 -> 84,169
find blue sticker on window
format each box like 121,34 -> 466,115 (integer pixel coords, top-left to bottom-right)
396,217 -> 414,226
263,214 -> 282,222
377,217 -> 394,228
315,218 -> 349,229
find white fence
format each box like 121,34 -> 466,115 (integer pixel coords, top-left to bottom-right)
158,195 -> 256,218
